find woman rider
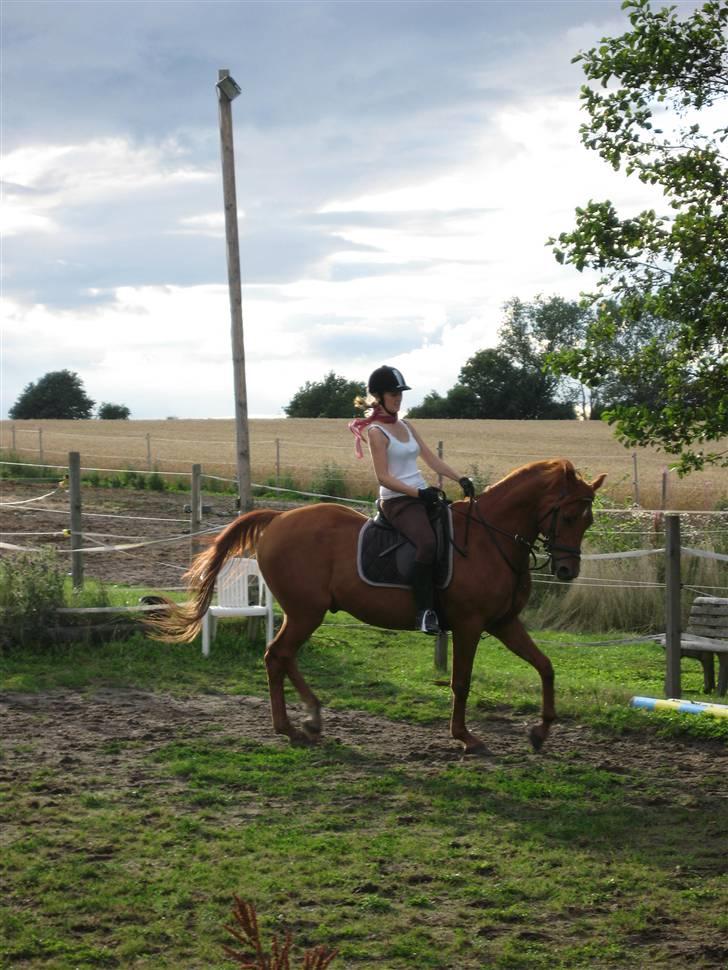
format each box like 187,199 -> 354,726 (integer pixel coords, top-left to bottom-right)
350,365 -> 475,635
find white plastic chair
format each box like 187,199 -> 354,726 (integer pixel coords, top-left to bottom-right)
201,557 -> 275,656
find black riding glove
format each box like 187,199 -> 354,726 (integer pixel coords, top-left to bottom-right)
417,486 -> 442,509
459,476 -> 475,499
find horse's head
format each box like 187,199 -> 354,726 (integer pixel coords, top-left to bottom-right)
538,460 -> 606,582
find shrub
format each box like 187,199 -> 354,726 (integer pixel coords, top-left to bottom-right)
309,463 -> 347,500
0,550 -> 66,649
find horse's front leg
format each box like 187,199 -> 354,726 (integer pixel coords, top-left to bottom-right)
490,615 -> 555,751
450,623 -> 487,754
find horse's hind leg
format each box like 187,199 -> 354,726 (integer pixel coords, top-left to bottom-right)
264,611 -> 323,744
450,622 -> 488,754
490,615 -> 555,752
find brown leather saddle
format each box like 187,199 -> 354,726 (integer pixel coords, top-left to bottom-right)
356,503 -> 454,590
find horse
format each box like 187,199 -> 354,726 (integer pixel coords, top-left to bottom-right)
148,458 -> 605,754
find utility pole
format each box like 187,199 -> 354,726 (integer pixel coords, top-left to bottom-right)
217,68 -> 253,512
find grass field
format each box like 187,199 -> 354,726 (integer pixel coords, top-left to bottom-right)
2,619 -> 727,969
3,417 -> 728,509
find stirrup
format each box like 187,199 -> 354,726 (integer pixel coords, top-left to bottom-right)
416,609 -> 440,636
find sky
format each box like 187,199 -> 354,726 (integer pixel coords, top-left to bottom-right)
0,0 -> 698,419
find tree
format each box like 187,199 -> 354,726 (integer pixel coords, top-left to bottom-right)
408,296 -> 583,420
408,347 -> 576,420
97,402 -> 131,420
548,0 -> 728,472
284,371 -> 366,418
9,370 -> 95,420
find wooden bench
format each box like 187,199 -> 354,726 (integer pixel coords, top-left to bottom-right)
668,596 -> 728,696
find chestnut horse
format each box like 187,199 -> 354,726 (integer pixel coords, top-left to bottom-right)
149,459 -> 604,753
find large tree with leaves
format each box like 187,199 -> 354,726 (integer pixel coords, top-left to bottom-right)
408,296 -> 582,419
9,370 -> 95,420
284,371 -> 365,418
548,0 -> 728,473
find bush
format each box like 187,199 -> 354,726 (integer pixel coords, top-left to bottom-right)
0,550 -> 66,649
309,463 -> 347,499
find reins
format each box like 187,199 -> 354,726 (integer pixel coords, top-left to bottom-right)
450,492 -> 593,577
450,497 -> 536,576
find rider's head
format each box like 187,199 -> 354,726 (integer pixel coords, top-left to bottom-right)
367,365 -> 410,402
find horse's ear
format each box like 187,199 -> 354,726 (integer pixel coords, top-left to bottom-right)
590,473 -> 607,492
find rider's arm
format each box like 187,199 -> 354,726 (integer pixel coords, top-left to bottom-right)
406,422 -> 462,484
368,427 -> 421,497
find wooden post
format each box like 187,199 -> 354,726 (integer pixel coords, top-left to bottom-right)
275,438 -> 280,485
632,452 -> 639,507
664,513 -> 681,699
11,423 -> 16,451
434,631 -> 448,671
217,68 -> 253,513
437,441 -> 444,489
69,452 -> 83,589
191,464 -> 202,560
38,428 -> 44,466
146,433 -> 152,471
661,467 -> 668,510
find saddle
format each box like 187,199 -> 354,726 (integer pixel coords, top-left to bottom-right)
356,502 -> 454,591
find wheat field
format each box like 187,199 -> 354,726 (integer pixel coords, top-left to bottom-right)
2,417 -> 728,509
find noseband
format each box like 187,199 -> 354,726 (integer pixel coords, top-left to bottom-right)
534,498 -> 593,571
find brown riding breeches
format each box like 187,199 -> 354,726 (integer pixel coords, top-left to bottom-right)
380,496 -> 436,564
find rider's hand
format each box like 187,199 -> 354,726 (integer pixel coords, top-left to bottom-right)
459,476 -> 475,499
417,486 -> 442,508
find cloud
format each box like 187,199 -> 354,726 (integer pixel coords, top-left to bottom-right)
3,0 -> 671,419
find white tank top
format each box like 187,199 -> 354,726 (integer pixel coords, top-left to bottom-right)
369,421 -> 427,500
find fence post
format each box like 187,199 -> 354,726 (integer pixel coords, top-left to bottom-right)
39,429 -> 44,466
275,438 -> 280,485
437,441 -> 444,489
191,464 -> 202,560
146,433 -> 153,471
632,452 -> 639,507
69,451 -> 84,589
11,423 -> 16,451
434,631 -> 448,672
664,513 -> 681,699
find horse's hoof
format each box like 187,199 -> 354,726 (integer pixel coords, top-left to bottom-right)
463,738 -> 489,756
302,712 -> 322,737
289,729 -> 315,747
529,725 -> 547,752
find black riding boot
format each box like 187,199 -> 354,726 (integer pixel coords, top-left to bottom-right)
410,561 -> 440,635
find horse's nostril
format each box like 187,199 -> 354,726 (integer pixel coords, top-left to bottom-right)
556,565 -> 573,582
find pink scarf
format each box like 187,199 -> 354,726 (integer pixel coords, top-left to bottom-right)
348,406 -> 397,459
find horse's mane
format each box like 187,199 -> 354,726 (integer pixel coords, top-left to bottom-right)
486,458 -> 578,494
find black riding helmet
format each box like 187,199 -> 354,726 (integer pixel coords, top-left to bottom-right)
368,365 -> 411,397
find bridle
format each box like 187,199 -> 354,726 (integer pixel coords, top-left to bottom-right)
451,492 -> 593,576
534,498 -> 593,572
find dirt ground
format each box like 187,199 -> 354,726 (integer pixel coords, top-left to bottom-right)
2,685 -> 727,788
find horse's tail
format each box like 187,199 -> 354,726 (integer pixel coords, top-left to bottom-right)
144,508 -> 282,643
